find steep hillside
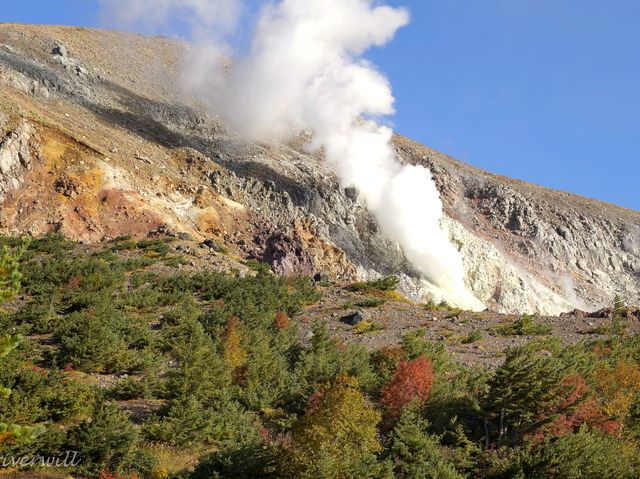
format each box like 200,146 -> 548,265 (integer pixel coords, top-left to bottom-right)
0,23 -> 638,314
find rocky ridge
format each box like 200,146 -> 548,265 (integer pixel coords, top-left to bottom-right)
0,23 -> 638,314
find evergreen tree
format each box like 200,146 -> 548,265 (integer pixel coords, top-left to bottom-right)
0,240 -> 41,443
483,341 -> 564,446
390,404 -> 463,479
65,400 -> 138,472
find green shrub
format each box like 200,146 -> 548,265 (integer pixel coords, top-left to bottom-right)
54,303 -> 153,373
484,427 -> 640,478
65,400 -> 138,473
163,255 -> 190,267
495,313 -> 552,337
461,330 -> 484,344
144,396 -> 259,450
136,238 -> 173,257
107,377 -> 149,400
110,235 -> 137,251
356,297 -> 386,308
353,320 -> 384,335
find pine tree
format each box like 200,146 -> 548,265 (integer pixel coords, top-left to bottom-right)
0,240 -> 41,443
390,404 -> 463,479
483,342 -> 564,446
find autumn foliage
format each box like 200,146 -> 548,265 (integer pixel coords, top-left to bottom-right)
273,311 -> 290,330
222,316 -> 246,371
286,375 -> 382,476
595,359 -> 640,429
98,471 -> 138,479
381,355 -> 434,418
532,375 -> 619,442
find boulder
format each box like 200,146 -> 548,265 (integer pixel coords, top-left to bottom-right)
341,311 -> 366,326
52,43 -> 68,57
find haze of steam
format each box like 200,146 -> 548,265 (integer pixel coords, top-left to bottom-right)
99,0 -> 483,309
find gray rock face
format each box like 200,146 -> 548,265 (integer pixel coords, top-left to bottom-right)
445,163 -> 640,312
0,121 -> 34,201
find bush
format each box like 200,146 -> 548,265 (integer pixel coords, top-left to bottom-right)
461,330 -> 483,344
136,239 -> 173,257
355,297 -> 386,308
65,400 -> 138,473
495,313 -> 552,336
525,427 -> 639,478
353,320 -> 384,335
381,356 -> 434,419
54,303 -> 152,373
144,396 -> 259,450
107,377 -> 149,400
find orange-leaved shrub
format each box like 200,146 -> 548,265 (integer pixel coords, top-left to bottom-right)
273,311 -> 290,330
531,374 -> 619,442
380,355 -> 434,418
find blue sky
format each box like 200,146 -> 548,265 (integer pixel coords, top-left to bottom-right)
4,0 -> 639,210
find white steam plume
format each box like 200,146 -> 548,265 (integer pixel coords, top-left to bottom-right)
99,0 -> 241,37
99,0 -> 484,310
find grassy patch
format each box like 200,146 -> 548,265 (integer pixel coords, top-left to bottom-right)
352,320 -> 384,335
461,330 -> 484,344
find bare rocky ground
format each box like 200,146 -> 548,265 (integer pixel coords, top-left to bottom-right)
298,283 -> 640,368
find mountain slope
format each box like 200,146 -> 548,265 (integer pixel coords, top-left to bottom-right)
0,23 -> 638,313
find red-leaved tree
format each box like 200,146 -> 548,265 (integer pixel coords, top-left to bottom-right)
380,355 -> 434,418
531,374 -> 619,442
